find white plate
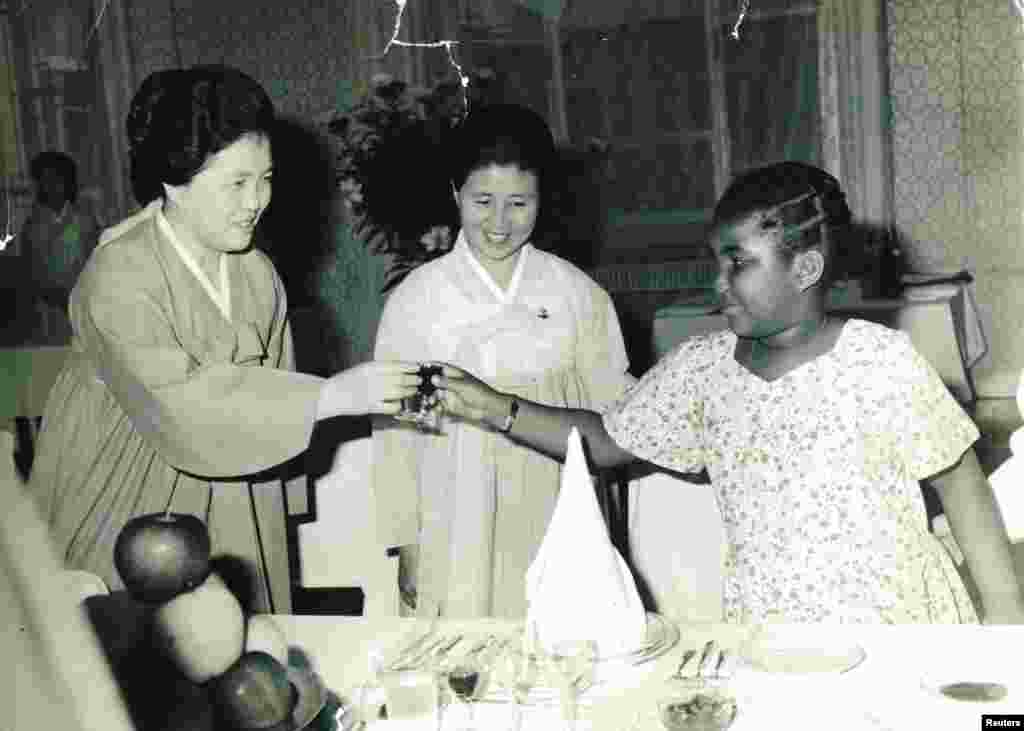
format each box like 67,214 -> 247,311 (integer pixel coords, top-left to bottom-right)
601,612 -> 681,666
738,628 -> 865,677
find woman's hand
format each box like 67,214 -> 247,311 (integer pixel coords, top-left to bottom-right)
435,363 -> 509,428
317,361 -> 424,419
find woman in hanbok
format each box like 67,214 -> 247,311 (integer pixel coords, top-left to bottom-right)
372,104 -> 635,618
28,65 -> 425,614
439,161 -> 1024,624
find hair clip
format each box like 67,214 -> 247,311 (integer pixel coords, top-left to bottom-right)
765,188 -> 818,219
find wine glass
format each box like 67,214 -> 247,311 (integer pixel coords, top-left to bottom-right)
442,660 -> 481,730
548,640 -> 598,731
355,647 -> 386,727
497,645 -> 539,731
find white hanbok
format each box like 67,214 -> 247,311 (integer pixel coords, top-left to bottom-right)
372,233 -> 634,618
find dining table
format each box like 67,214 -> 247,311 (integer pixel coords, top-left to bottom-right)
272,614 -> 1024,731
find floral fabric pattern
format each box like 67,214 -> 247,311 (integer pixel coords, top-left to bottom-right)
604,319 -> 979,623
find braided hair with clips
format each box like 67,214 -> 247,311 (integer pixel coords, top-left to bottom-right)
712,161 -> 853,287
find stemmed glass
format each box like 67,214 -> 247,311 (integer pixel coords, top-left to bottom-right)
355,647 -> 386,727
548,640 -> 598,731
442,660 -> 481,730
497,645 -> 539,731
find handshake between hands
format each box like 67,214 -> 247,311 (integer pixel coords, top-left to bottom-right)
315,360 -> 506,428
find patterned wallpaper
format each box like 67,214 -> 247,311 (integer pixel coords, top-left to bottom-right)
888,0 -> 1024,398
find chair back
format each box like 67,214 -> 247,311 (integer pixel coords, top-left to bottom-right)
297,436 -> 399,616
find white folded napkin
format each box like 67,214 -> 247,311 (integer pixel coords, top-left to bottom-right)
525,427 -> 648,657
986,371 -> 1024,543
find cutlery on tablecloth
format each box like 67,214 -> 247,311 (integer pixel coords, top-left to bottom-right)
697,640 -> 718,678
939,681 -> 1008,702
712,647 -> 732,678
393,634 -> 465,671
384,629 -> 437,671
390,634 -> 449,671
673,648 -> 697,679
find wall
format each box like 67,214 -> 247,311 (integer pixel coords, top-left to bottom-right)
887,0 -> 1024,418
124,0 -> 454,121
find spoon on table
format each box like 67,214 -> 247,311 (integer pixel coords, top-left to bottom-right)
939,681 -> 1008,702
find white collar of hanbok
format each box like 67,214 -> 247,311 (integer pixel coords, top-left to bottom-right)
455,229 -> 531,305
156,208 -> 232,322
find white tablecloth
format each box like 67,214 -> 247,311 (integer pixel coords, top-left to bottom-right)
274,615 -> 1024,730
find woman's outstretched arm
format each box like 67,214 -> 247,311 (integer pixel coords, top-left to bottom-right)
437,363 -> 636,469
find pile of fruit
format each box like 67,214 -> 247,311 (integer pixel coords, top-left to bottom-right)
111,511 -> 326,730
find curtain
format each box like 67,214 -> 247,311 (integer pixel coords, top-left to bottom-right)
92,0 -> 137,221
722,5 -> 822,175
818,0 -> 893,225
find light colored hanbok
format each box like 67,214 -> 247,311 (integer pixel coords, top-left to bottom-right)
28,208 -> 323,613
372,232 -> 634,618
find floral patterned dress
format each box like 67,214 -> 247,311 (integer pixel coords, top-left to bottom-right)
604,319 -> 979,623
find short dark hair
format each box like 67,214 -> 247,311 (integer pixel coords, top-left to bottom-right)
30,151 -> 78,203
712,161 -> 853,284
449,103 -> 555,193
126,65 -> 275,204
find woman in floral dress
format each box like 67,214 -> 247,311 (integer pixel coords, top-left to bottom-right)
436,161 -> 1024,623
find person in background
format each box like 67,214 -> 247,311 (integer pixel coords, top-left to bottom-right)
437,161 -> 1024,624
28,65 -> 426,614
371,104 -> 635,619
21,151 -> 101,342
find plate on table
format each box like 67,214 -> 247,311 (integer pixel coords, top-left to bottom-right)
738,627 -> 865,677
600,612 -> 681,667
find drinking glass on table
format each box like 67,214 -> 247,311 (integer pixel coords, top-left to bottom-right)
496,645 -> 540,731
442,659 -> 482,730
548,640 -> 598,731
378,668 -> 440,722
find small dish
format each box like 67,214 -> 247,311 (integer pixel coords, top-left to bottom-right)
656,678 -> 739,731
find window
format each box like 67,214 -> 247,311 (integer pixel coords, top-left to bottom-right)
0,0 -> 117,250
455,0 -> 824,262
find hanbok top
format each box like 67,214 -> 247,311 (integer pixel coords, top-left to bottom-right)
28,208 -> 323,613
373,232 -> 634,618
605,319 -> 980,623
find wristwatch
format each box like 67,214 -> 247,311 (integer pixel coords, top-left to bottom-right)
498,397 -> 520,433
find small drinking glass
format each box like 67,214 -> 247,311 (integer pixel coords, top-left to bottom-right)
497,646 -> 540,731
548,640 -> 598,731
377,668 -> 440,722
395,363 -> 444,432
442,661 -> 482,730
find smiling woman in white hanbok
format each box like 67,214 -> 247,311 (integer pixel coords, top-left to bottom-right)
372,105 -> 634,619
